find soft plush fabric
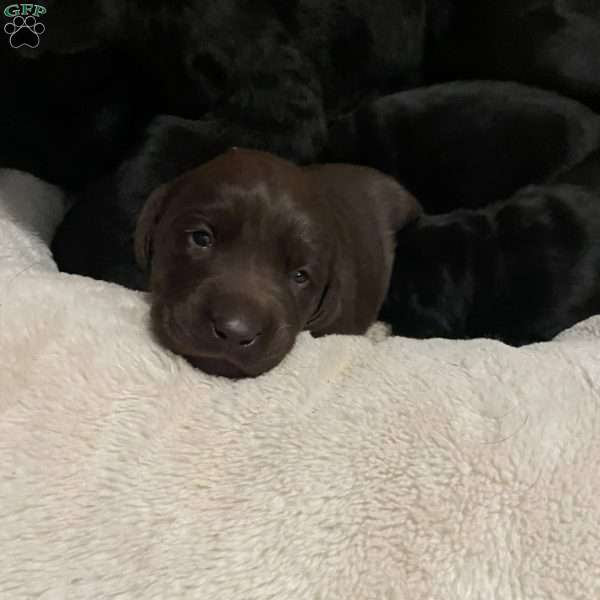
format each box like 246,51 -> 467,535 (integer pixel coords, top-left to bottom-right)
1,169 -> 600,599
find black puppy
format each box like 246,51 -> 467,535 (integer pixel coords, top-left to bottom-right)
380,149 -> 600,345
326,80 -> 600,214
427,0 -> 600,112
1,0 -> 426,188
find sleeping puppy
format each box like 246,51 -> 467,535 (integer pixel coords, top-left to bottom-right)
326,81 -> 600,214
379,149 -> 600,346
133,147 -> 420,377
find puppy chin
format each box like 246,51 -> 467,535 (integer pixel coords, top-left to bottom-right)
183,354 -> 280,379
151,306 -> 294,378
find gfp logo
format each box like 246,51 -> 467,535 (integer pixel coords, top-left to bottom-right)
3,4 -> 46,48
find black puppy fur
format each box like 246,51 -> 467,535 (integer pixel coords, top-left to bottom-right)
1,0 -> 426,189
380,150 -> 600,346
326,81 -> 600,214
5,0 -> 600,191
427,0 -> 600,112
0,44 -> 149,189
0,0 -> 153,189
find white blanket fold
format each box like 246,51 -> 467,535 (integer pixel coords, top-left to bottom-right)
1,170 -> 599,600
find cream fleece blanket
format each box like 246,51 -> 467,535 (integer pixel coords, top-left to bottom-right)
1,169 -> 600,600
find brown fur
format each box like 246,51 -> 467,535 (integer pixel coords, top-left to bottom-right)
135,147 -> 420,377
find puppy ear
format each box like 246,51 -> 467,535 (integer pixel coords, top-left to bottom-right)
304,164 -> 423,336
370,172 -> 422,231
310,163 -> 422,232
134,183 -> 172,270
305,250 -> 344,336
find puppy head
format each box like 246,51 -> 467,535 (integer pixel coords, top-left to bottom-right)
135,148 -> 420,378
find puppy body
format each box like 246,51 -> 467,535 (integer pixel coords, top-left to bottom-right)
381,175 -> 600,345
327,80 -> 600,213
134,148 -> 419,377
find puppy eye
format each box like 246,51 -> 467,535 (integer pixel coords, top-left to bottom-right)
292,269 -> 310,285
189,229 -> 214,248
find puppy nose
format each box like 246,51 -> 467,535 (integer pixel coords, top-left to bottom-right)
211,315 -> 262,347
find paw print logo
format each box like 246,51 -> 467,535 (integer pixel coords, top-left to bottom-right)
4,15 -> 45,49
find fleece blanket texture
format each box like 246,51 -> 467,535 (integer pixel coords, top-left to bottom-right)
1,169 -> 600,600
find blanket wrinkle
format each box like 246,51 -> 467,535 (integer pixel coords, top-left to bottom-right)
2,169 -> 600,599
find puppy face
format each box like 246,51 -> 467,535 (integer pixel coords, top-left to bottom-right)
136,148 -> 420,377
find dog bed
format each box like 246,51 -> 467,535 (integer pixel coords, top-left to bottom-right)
1,169 -> 599,599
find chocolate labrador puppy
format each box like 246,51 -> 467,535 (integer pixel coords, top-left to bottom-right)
134,147 -> 420,377
379,148 -> 600,345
